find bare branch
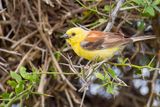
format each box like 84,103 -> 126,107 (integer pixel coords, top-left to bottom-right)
104,0 -> 125,32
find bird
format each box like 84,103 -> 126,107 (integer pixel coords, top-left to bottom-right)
62,27 -> 155,61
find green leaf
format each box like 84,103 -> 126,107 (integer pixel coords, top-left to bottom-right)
15,83 -> 24,94
104,72 -> 110,81
30,72 -> 39,82
153,5 -> 160,13
19,66 -> 30,80
104,5 -> 111,12
108,68 -> 116,78
28,66 -> 39,82
153,0 -> 160,5
19,66 -> 39,82
117,57 -> 124,64
9,92 -> 14,98
19,66 -> 26,73
95,72 -> 105,80
32,66 -> 39,73
54,51 -> 61,61
106,84 -> 114,94
1,92 -> 10,99
98,18 -> 107,23
7,80 -> 17,89
10,71 -> 22,83
133,0 -> 143,5
144,6 -> 155,16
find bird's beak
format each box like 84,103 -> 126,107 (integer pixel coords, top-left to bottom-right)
61,34 -> 69,39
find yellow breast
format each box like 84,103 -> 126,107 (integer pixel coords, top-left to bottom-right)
71,43 -> 120,61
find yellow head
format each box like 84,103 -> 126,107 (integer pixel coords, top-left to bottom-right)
63,27 -> 88,45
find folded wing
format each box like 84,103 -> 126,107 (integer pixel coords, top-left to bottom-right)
80,31 -> 132,50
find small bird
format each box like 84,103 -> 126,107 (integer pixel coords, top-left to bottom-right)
63,27 -> 155,61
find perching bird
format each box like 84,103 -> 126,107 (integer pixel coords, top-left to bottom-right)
63,27 -> 155,61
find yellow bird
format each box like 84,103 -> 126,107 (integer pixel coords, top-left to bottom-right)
63,27 -> 155,61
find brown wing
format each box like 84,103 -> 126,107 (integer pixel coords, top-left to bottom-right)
80,31 -> 133,50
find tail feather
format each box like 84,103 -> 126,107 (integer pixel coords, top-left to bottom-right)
131,35 -> 156,42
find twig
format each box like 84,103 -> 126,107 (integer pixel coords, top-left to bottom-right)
0,83 -> 5,92
24,0 -> 76,91
38,52 -> 50,107
65,89 -> 73,107
0,61 -> 8,67
60,53 -> 86,83
42,0 -> 54,7
68,89 -> 81,105
80,88 -> 87,107
146,62 -> 159,107
0,37 -> 46,52
120,6 -> 140,11
0,48 -> 22,56
11,30 -> 38,49
14,48 -> 32,73
0,8 -> 6,14
107,62 -> 160,71
59,63 -> 84,68
0,65 -> 8,73
15,40 -> 41,73
104,0 -> 125,32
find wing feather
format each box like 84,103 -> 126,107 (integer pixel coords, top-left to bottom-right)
81,31 -> 132,50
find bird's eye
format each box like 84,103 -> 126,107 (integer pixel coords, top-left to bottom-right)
71,32 -> 76,36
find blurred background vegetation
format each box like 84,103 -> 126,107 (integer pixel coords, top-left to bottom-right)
0,0 -> 160,107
